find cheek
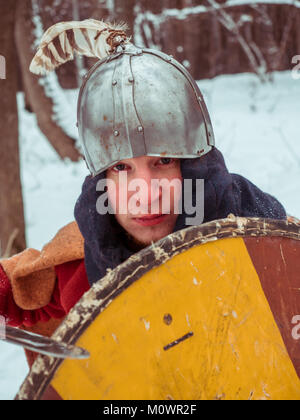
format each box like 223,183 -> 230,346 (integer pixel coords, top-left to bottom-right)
107,180 -> 129,214
107,183 -> 118,213
172,180 -> 183,208
107,183 -> 128,229
167,175 -> 183,208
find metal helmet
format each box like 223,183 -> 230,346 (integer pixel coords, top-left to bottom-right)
77,43 -> 215,176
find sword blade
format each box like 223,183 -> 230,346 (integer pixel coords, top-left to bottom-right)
1,325 -> 90,360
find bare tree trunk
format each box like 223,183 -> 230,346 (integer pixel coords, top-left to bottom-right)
272,6 -> 295,71
0,0 -> 26,256
114,0 -> 136,34
15,0 -> 81,161
296,13 -> 300,59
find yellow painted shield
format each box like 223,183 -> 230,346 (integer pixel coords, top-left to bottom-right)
16,217 -> 300,400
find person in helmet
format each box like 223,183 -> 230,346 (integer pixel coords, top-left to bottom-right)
0,20 -> 286,366
73,41 -> 286,286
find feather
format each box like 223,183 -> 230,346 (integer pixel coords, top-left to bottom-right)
30,19 -> 129,75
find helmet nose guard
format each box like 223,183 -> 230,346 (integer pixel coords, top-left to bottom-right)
77,44 -> 215,176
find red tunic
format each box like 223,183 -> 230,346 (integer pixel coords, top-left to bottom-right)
0,259 -> 90,327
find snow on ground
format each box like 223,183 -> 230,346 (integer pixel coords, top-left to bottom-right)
0,70 -> 299,399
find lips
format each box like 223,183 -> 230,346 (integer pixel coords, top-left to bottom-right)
132,214 -> 168,227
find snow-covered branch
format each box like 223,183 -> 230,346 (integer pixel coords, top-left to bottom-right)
134,3 -> 162,49
135,0 -> 300,26
225,0 -> 300,8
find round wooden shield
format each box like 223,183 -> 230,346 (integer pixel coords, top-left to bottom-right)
15,217 -> 300,400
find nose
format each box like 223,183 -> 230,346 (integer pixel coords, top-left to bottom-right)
129,168 -> 162,214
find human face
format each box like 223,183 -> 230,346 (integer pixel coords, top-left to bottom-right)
106,156 -> 182,247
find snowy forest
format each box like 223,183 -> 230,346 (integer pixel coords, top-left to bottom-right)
1,0 -> 300,400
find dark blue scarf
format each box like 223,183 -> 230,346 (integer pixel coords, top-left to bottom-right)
74,148 -> 286,286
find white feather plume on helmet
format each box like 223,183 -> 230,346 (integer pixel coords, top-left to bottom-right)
30,19 -> 129,75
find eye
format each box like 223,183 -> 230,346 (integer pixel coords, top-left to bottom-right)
112,163 -> 130,172
158,157 -> 174,165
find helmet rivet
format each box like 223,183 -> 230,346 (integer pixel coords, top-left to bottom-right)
112,80 -> 118,86
137,126 -> 144,133
114,130 -> 120,137
128,77 -> 134,83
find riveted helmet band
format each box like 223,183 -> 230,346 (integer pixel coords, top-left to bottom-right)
77,44 -> 215,176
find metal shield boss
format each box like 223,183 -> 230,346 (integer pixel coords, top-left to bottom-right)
77,44 -> 215,176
